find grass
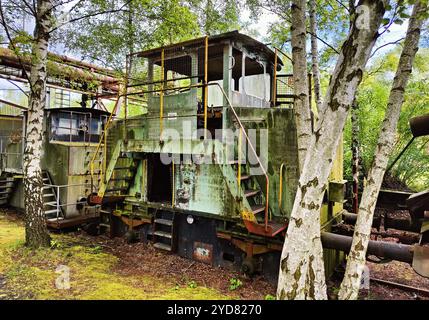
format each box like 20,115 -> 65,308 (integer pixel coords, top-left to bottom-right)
0,215 -> 231,300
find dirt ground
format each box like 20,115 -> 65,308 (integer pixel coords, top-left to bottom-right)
0,209 -> 275,300
1,208 -> 428,300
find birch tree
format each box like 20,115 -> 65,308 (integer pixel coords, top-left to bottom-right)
22,0 -> 53,248
309,0 -> 322,113
339,0 -> 428,300
291,0 -> 312,171
277,0 -> 387,300
0,0 -> 131,248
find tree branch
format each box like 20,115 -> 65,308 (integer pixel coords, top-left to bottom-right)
49,0 -> 132,33
370,37 -> 405,59
0,0 -> 32,91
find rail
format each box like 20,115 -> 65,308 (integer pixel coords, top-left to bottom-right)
89,96 -> 121,189
44,182 -> 95,220
89,81 -> 271,231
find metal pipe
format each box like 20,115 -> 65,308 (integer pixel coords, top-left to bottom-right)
342,211 -> 381,228
321,232 -> 414,263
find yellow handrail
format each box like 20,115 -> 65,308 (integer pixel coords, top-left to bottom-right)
90,96 -> 121,189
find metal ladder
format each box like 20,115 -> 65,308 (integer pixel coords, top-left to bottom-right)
42,171 -> 64,219
152,210 -> 175,251
0,174 -> 16,206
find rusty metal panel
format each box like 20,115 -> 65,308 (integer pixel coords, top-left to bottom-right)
193,242 -> 213,264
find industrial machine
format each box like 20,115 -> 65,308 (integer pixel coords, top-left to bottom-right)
88,31 -> 346,281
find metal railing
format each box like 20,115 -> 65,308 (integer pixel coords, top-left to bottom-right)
43,182 -> 96,220
89,96 -> 121,189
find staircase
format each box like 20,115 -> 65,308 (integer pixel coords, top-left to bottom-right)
0,174 -> 16,206
152,210 -> 175,251
230,156 -> 287,238
95,140 -> 138,200
42,171 -> 64,219
84,148 -> 104,194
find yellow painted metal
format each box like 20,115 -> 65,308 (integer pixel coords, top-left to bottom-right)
272,48 -> 278,106
241,209 -> 257,223
103,129 -> 107,181
237,128 -> 242,188
160,48 -> 165,139
89,96 -> 120,188
204,36 -> 208,139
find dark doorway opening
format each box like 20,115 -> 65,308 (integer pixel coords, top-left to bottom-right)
147,153 -> 172,204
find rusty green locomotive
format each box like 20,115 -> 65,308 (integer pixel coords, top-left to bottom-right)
86,31 -> 345,281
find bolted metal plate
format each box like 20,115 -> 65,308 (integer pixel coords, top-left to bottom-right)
193,242 -> 213,264
412,246 -> 429,278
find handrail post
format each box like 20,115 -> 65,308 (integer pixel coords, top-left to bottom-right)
265,179 -> 269,231
172,159 -> 175,206
204,36 -> 208,139
272,48 -> 278,107
237,128 -> 242,188
56,185 -> 60,219
160,48 -> 165,140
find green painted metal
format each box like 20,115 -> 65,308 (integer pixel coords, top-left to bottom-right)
98,139 -> 123,197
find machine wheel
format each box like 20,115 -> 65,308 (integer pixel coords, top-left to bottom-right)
241,257 -> 256,276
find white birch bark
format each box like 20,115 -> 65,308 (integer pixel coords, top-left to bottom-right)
338,0 -> 427,300
24,0 -> 53,248
291,0 -> 312,172
309,0 -> 323,114
277,0 -> 387,300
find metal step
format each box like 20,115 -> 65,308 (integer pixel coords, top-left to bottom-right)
109,177 -> 133,181
44,209 -> 59,215
244,189 -> 260,197
154,231 -> 172,239
43,193 -> 55,197
240,175 -> 251,181
153,242 -> 172,251
45,201 -> 57,206
154,218 -> 173,226
251,205 -> 265,215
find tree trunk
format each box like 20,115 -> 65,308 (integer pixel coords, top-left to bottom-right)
338,0 -> 427,300
309,0 -> 322,114
291,0 -> 312,172
351,100 -> 360,213
277,0 -> 386,300
24,0 -> 53,248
